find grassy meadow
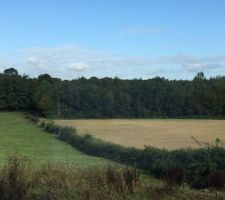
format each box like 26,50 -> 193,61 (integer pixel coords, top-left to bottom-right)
55,119 -> 225,150
0,112 -> 111,167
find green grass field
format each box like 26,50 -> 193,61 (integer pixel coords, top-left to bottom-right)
0,112 -> 111,167
0,112 -> 162,187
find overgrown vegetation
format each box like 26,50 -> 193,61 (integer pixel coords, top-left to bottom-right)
0,155 -> 223,200
28,116 -> 225,189
1,68 -> 225,118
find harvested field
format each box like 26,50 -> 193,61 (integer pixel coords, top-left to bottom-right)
55,119 -> 225,150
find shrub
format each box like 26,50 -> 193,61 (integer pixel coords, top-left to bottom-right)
25,115 -> 40,123
33,164 -> 77,200
163,168 -> 183,191
0,155 -> 32,200
208,170 -> 225,189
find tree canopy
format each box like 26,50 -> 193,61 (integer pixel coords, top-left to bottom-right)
4,68 -> 18,76
0,68 -> 225,118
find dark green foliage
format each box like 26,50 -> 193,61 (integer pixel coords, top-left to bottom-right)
39,120 -> 225,189
1,69 -> 225,118
0,73 -> 36,111
4,68 -> 18,76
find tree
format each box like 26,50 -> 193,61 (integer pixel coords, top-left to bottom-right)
0,69 -> 225,118
39,95 -> 52,116
38,74 -> 52,83
194,72 -> 205,81
100,89 -> 114,117
4,68 -> 18,76
34,80 -> 53,116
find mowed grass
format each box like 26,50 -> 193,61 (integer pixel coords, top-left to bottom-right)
0,112 -> 111,167
55,119 -> 225,150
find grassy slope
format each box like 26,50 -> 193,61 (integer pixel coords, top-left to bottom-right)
0,112 -> 111,167
55,119 -> 225,149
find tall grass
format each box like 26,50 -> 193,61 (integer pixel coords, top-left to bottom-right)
0,155 -> 224,200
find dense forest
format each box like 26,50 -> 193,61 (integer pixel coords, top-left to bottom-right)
0,68 -> 225,118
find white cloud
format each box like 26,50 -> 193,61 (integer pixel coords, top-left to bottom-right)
183,63 -> 222,72
67,62 -> 89,71
0,45 -> 224,79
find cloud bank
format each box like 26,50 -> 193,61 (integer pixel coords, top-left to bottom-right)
0,45 -> 224,79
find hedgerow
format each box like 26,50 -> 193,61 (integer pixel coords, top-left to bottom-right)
29,116 -> 225,189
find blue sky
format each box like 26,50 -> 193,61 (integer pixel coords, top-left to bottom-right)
0,0 -> 225,79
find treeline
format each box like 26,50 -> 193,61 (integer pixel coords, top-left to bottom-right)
1,68 -> 225,118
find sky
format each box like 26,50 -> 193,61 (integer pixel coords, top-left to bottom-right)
0,0 -> 225,80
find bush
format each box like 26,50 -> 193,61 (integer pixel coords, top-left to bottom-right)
208,170 -> 225,189
0,155 -> 32,200
25,115 -> 40,123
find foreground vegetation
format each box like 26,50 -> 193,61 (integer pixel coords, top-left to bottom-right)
0,155 -> 224,200
1,68 -> 225,119
0,112 -> 110,167
55,119 -> 225,149
32,116 -> 225,189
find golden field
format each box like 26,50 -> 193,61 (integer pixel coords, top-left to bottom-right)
55,119 -> 225,150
